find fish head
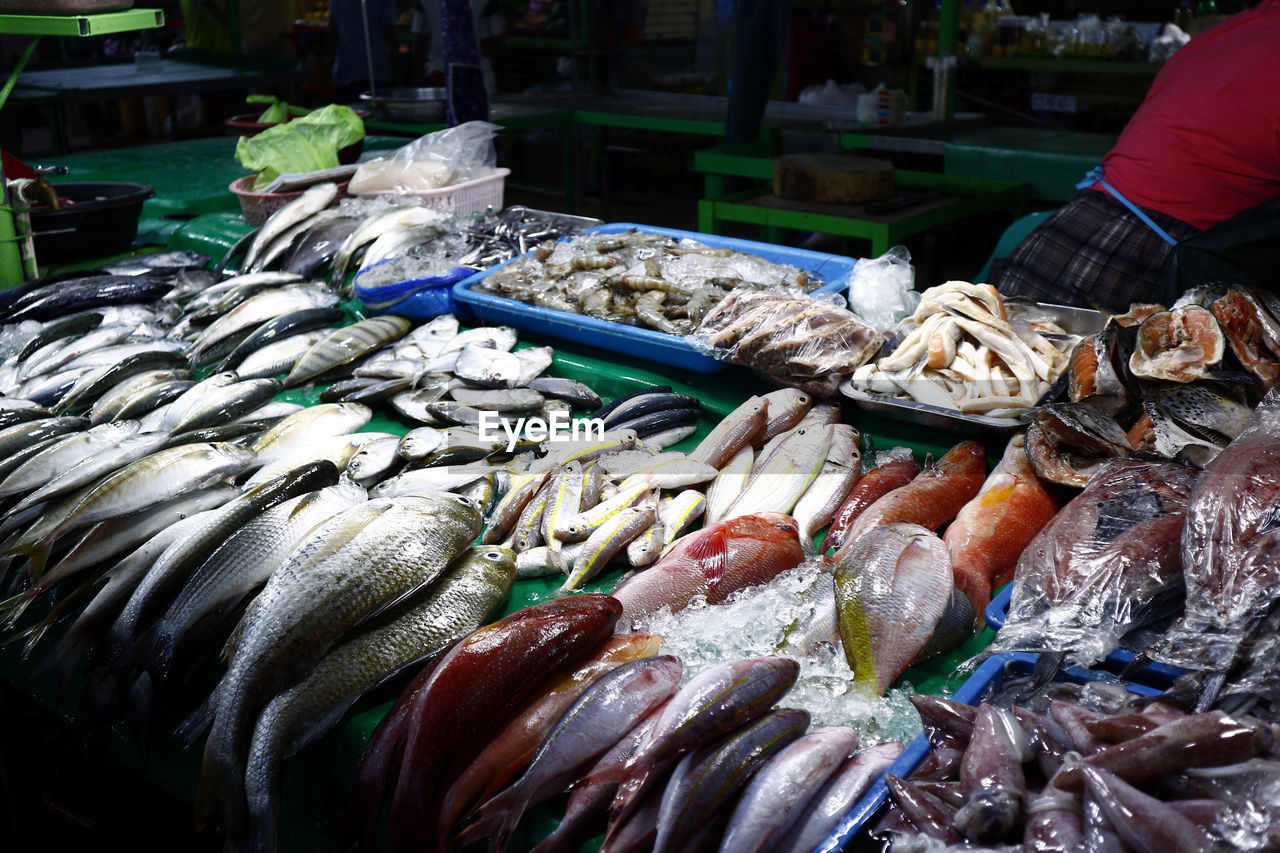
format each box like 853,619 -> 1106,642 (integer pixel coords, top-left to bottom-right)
936,441 -> 987,477
211,442 -> 257,468
725,512 -> 801,544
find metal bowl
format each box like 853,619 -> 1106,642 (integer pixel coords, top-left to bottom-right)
359,87 -> 447,124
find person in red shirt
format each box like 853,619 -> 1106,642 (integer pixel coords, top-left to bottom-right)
995,0 -> 1280,311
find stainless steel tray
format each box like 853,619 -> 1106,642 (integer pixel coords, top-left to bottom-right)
359,87 -> 446,124
838,299 -> 1106,436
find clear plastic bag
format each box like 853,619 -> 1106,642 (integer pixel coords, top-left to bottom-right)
1150,391 -> 1280,673
846,245 -> 919,331
348,120 -> 500,194
985,459 -> 1196,668
693,288 -> 885,397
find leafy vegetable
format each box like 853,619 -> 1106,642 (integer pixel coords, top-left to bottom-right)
235,104 -> 365,190
247,94 -> 291,124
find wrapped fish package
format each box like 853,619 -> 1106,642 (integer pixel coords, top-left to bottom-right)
348,121 -> 500,194
693,289 -> 885,397
985,459 -> 1196,668
1150,389 -> 1280,674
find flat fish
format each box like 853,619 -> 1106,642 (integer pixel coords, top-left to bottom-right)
835,522 -> 957,695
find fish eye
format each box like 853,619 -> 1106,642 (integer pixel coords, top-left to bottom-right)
779,523 -> 797,534
485,551 -> 502,559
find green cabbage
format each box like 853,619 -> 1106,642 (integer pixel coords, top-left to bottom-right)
235,104 -> 366,190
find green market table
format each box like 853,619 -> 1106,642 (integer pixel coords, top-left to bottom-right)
693,140 -> 1028,257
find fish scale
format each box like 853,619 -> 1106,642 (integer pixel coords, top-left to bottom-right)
198,493 -> 483,839
244,546 -> 517,852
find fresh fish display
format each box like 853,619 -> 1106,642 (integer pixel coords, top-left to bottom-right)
386,595 -> 621,852
849,282 -> 1078,416
988,459 -> 1196,668
198,493 -> 483,838
873,687 -> 1279,851
718,725 -> 859,853
444,637 -> 668,850
1024,401 -> 1131,487
1129,305 -> 1225,383
835,523 -> 967,695
611,512 -> 805,618
820,449 -> 919,553
1153,390 -> 1280,676
244,545 -> 517,850
834,440 -> 986,551
943,433 -> 1058,619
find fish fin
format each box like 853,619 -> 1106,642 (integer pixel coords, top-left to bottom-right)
176,689 -> 218,748
339,710 -> 411,853
0,587 -> 35,630
1010,651 -> 1066,705
214,228 -> 258,274
1194,671 -> 1227,714
125,672 -> 155,766
451,785 -> 529,853
683,528 -> 729,597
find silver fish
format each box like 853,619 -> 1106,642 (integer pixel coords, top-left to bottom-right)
246,433 -> 391,487
190,286 -> 340,362
0,421 -> 141,500
243,545 -> 515,850
30,490 -> 240,676
242,183 -> 339,271
195,493 -> 482,836
283,316 -> 411,388
251,403 -> 372,466
143,482 -> 368,682
345,436 -> 403,486
720,726 -> 859,853
234,330 -> 328,381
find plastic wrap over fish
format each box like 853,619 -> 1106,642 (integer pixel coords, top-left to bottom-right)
985,459 -> 1196,668
1151,389 -> 1280,674
693,289 -> 885,397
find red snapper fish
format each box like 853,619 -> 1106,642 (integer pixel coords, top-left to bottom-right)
610,512 -> 805,619
943,434 -> 1058,621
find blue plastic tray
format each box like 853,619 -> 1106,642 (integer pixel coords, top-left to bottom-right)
985,584 -> 1190,685
452,222 -> 859,374
815,651 -> 1161,853
356,262 -> 474,320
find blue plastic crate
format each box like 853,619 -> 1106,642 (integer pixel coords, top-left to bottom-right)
985,584 -> 1190,685
452,222 -> 859,374
815,651 -> 1161,853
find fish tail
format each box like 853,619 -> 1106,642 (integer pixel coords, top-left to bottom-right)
449,786 -> 525,852
18,619 -> 53,659
0,587 -> 35,630
176,690 -> 218,748
194,738 -> 222,831
245,762 -> 283,853
125,672 -> 156,765
339,708 -> 411,853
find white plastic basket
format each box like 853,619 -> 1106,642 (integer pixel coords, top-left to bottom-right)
352,167 -> 510,215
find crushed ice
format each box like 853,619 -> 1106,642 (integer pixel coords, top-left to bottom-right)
623,558 -> 925,747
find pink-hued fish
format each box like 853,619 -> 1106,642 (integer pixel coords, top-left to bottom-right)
609,513 -> 805,619
943,434 -> 1058,621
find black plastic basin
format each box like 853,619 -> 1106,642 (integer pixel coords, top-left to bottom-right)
29,181 -> 155,264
